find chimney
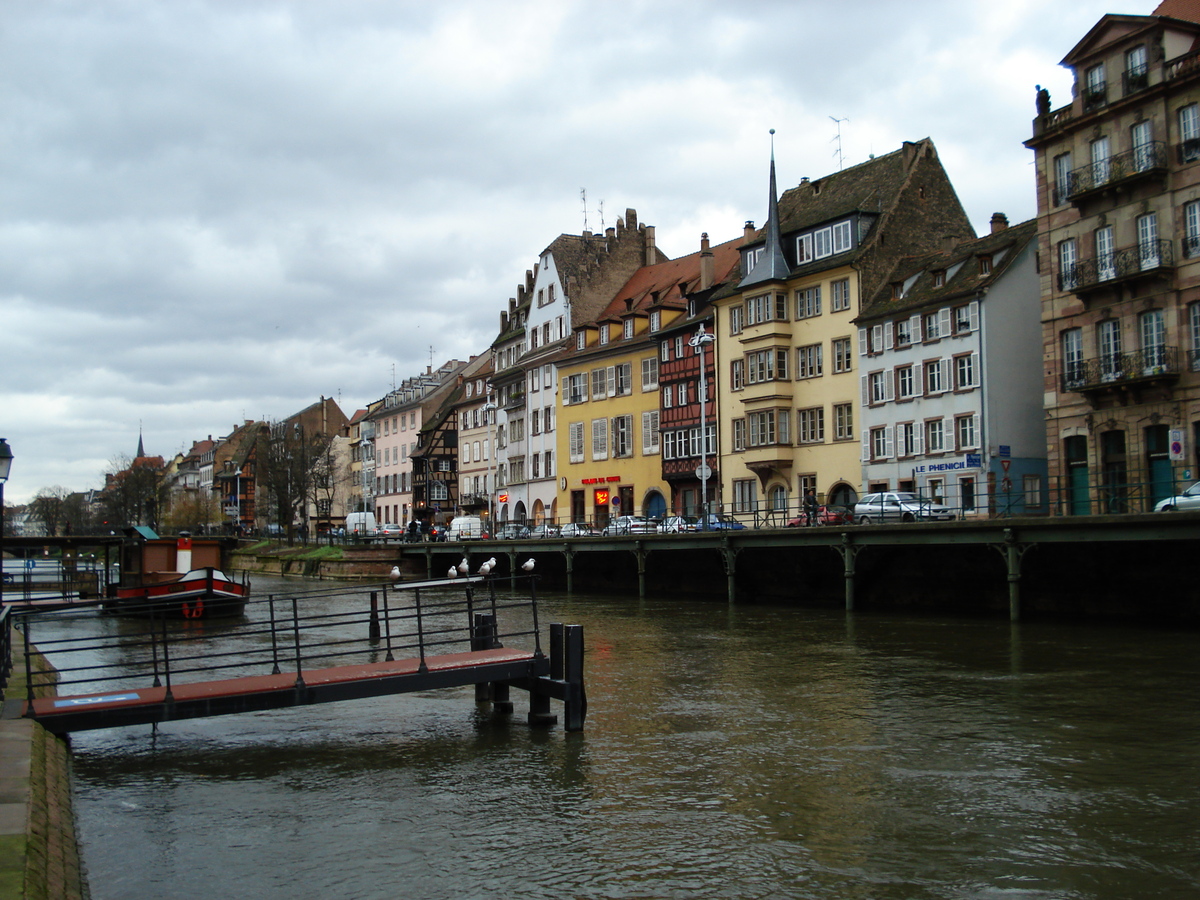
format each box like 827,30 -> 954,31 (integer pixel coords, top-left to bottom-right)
744,221 -> 756,243
700,232 -> 713,290
644,224 -> 656,264
990,212 -> 1009,233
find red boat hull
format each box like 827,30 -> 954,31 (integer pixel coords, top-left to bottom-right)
111,567 -> 249,619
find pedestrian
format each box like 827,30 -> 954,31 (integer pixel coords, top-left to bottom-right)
803,489 -> 819,526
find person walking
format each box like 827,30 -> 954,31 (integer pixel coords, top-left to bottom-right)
803,489 -> 819,527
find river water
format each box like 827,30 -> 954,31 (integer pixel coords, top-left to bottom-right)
54,575 -> 1200,899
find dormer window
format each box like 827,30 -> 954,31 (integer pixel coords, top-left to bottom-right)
891,282 -> 903,300
623,319 -> 634,340
465,381 -> 473,398
649,310 -> 661,332
576,331 -> 586,351
599,326 -> 610,345
933,270 -> 946,287
978,255 -> 992,275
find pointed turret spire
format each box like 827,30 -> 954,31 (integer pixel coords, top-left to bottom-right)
136,429 -> 145,459
740,129 -> 791,288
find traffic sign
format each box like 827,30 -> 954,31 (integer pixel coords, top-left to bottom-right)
695,464 -> 713,480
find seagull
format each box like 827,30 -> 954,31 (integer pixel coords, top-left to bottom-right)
447,566 -> 458,579
457,558 -> 470,576
477,559 -> 494,575
521,558 -> 535,572
390,566 -> 401,581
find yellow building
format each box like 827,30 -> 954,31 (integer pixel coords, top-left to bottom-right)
710,140 -> 976,521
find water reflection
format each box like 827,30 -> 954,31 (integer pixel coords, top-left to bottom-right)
62,576 -> 1200,899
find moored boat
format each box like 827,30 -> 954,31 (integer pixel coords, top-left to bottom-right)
107,529 -> 249,618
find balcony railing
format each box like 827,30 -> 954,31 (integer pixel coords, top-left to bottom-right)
1122,67 -> 1149,96
1057,142 -> 1166,204
1061,346 -> 1179,393
1082,82 -> 1108,113
1059,239 -> 1174,294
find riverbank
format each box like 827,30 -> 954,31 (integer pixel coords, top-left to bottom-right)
0,636 -> 88,900
231,541 -> 395,580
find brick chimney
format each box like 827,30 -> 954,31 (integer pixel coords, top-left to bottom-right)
990,212 -> 1009,233
743,221 -> 756,243
700,233 -> 713,290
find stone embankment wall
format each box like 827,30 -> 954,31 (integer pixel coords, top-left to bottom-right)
231,545 -> 399,581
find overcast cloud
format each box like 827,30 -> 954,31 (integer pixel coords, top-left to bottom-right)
0,0 -> 1128,503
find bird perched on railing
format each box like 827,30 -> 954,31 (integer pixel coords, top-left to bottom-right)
521,558 -> 535,572
447,566 -> 457,579
457,558 -> 470,576
477,557 -> 496,575
390,566 -> 401,581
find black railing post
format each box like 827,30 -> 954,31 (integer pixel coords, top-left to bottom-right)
291,596 -> 305,690
150,610 -> 162,688
381,585 -> 394,662
268,594 -> 281,675
529,576 -> 543,659
414,588 -> 428,674
23,616 -> 34,716
368,591 -> 380,642
161,614 -> 174,704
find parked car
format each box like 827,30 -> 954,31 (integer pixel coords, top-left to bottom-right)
560,522 -> 598,538
528,523 -> 562,539
496,523 -> 531,540
603,515 -> 658,536
1154,481 -> 1200,511
697,514 -> 746,531
854,492 -> 954,524
376,523 -> 402,536
786,505 -> 854,527
447,516 -> 486,541
657,515 -> 698,534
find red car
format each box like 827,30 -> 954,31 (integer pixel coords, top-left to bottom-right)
786,505 -> 854,527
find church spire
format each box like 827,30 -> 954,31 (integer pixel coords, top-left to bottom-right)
740,129 -> 791,288
136,428 -> 145,459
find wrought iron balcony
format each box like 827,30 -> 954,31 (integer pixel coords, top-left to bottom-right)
1122,68 -> 1149,96
503,391 -> 526,411
1058,240 -> 1174,296
1061,346 -> 1180,393
1057,142 -> 1167,205
1082,82 -> 1108,113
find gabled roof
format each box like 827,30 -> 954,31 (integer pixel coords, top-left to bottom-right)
1156,0 -> 1200,22
595,235 -> 742,323
860,218 -> 1038,319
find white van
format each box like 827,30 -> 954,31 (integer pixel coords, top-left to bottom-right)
345,511 -> 378,536
447,515 -> 485,541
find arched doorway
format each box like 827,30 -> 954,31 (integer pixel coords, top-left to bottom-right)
531,499 -> 545,524
827,482 -> 857,508
514,500 -> 528,523
643,489 -> 667,520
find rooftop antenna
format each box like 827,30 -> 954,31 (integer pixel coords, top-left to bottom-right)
581,187 -> 589,233
391,363 -> 396,391
429,345 -> 435,370
830,116 -> 849,170
598,199 -> 605,232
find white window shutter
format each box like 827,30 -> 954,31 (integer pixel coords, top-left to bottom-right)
940,359 -> 950,392
914,425 -> 924,455
968,300 -> 980,332
858,328 -> 868,356
861,374 -> 869,406
910,314 -> 922,343
861,430 -> 870,462
938,307 -> 952,337
884,321 -> 894,350
872,324 -> 883,352
606,366 -> 616,397
884,426 -> 894,459
885,370 -> 895,402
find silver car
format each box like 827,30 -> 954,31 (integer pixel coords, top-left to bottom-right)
854,492 -> 954,524
1154,482 -> 1200,511
603,515 -> 658,536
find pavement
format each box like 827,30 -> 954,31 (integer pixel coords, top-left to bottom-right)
0,631 -> 87,900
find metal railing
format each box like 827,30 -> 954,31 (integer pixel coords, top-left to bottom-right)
1058,142 -> 1166,203
1061,346 -> 1180,392
1059,240 -> 1174,293
15,576 -> 543,707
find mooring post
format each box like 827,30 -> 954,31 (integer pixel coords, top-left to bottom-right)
290,596 -> 304,691
368,591 -> 380,642
720,541 -> 737,604
161,614 -> 174,703
634,543 -> 647,601
268,594 -> 281,674
562,623 -> 586,733
472,613 -> 492,702
1004,528 -> 1024,623
834,533 -> 861,611
149,610 -> 162,688
507,551 -> 517,591
414,587 -> 428,674
564,547 -> 575,595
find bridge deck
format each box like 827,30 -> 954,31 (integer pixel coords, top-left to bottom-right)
21,646 -> 545,734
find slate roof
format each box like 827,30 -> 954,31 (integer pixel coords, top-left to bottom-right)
859,218 -> 1038,320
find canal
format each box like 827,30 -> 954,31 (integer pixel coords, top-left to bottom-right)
54,575 -> 1200,898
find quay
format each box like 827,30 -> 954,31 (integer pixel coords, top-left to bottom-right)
382,513 -> 1200,623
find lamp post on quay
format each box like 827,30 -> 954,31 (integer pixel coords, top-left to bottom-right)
688,324 -> 716,528
0,438 -> 13,588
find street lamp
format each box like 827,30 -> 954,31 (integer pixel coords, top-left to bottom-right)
0,438 -> 13,588
483,396 -> 497,533
688,324 -> 716,528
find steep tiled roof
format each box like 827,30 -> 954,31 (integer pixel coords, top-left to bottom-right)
860,218 -> 1038,319
594,235 -> 742,322
1154,0 -> 1200,24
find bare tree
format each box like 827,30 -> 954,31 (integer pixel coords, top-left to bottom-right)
29,486 -> 71,536
99,454 -> 167,531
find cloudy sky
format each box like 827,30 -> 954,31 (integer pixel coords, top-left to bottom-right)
1,0 -> 1133,504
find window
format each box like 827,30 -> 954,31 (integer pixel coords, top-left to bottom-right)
1132,120 -> 1154,172
747,348 -> 787,384
1099,318 -> 1122,380
1091,136 -> 1111,186
590,368 -> 606,401
649,310 -> 661,332
641,411 -> 660,455
1138,212 -> 1160,269
662,386 -> 673,409
925,419 -> 945,453
733,479 -> 757,514
1186,201 -> 1200,258
591,419 -> 608,460
1084,62 -> 1106,108
955,415 -> 978,451
530,454 -> 540,479
869,426 -> 892,461
954,353 -> 977,390
796,233 -> 813,263
1180,103 -> 1200,162
831,278 -> 851,312
924,359 -> 946,394
868,370 -> 891,405
563,373 -> 586,405
1140,309 -> 1166,368
615,363 -> 632,395
732,418 -> 746,451
1054,152 -> 1073,205
622,319 -> 634,340
798,407 -> 824,443
1023,474 -> 1042,509
953,302 -> 977,334
897,365 -> 915,399
530,411 -> 540,436
1063,328 -> 1085,387
641,357 -> 659,391
899,422 -> 919,457
1059,238 -> 1078,290
576,332 -> 586,350
895,318 -> 912,346
1096,225 -> 1115,281
677,382 -> 688,406
978,256 -> 992,275
1125,44 -> 1148,94
796,286 -> 821,319
729,305 -> 744,335
730,358 -> 744,390
924,310 -> 945,341
748,410 -> 781,447
660,340 -> 671,362
544,451 -> 554,477
598,326 -> 610,345
833,337 -> 852,373
1191,303 -> 1200,370
612,415 -> 633,457
834,403 -> 853,441
746,292 -> 787,325
796,344 -> 823,379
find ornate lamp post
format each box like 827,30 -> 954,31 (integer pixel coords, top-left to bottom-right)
688,324 -> 716,528
0,438 -> 13,588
